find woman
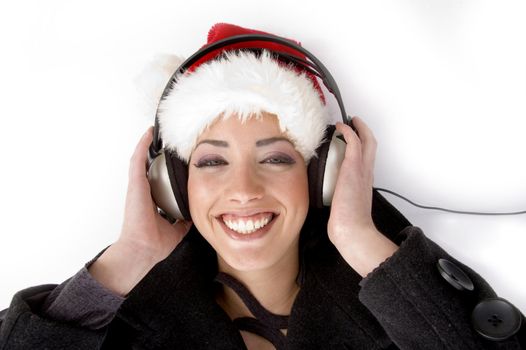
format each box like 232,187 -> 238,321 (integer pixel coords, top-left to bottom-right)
0,23 -> 523,349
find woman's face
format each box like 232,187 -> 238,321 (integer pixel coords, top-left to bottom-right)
188,112 -> 309,271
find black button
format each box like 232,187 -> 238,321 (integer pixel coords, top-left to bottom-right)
436,258 -> 474,292
472,298 -> 522,341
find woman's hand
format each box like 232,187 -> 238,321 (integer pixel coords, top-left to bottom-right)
119,126 -> 191,260
327,117 -> 398,277
88,127 -> 192,296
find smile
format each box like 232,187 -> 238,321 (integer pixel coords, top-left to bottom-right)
220,212 -> 276,235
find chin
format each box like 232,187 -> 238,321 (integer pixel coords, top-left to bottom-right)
217,238 -> 300,274
219,250 -> 278,272
196,216 -> 302,273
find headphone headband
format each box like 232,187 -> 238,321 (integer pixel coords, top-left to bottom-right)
151,33 -> 349,156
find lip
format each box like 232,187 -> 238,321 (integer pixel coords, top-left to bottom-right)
215,213 -> 278,241
217,208 -> 279,217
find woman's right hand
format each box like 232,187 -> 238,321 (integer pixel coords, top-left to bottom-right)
88,127 -> 192,296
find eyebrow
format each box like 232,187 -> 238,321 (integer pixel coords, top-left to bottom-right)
195,137 -> 293,149
195,139 -> 228,148
255,137 -> 293,147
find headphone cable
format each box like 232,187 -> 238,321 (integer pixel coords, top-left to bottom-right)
374,187 -> 526,216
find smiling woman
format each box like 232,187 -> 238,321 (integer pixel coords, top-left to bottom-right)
188,114 -> 309,346
188,113 -> 309,273
0,23 -> 524,349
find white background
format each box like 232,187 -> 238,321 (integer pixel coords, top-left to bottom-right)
0,0 -> 525,314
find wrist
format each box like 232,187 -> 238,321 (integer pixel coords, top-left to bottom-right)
333,227 -> 398,278
88,241 -> 159,297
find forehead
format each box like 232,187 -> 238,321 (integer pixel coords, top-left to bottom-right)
197,112 -> 289,141
190,111 -> 307,163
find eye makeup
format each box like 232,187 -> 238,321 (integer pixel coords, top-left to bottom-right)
193,155 -> 228,168
260,152 -> 296,165
191,135 -> 301,169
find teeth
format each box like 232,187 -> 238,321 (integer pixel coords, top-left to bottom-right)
223,214 -> 273,235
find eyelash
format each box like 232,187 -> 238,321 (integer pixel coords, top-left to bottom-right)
193,158 -> 228,168
193,155 -> 295,168
262,155 -> 295,165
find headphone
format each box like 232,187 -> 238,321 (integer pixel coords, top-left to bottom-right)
147,33 -> 349,222
146,34 -> 526,222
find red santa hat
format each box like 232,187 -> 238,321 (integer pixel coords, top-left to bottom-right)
156,23 -> 330,163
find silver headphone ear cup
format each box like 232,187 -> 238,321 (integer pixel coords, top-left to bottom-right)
322,132 -> 346,206
147,151 -> 185,220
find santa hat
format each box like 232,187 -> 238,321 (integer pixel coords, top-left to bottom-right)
156,23 -> 330,163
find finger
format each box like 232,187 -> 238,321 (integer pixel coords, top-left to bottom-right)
126,127 -> 155,212
349,117 -> 377,172
336,118 -> 376,188
129,126 -> 154,182
335,121 -> 363,169
350,117 -> 376,149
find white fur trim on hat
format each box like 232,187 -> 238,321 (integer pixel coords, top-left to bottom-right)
157,50 -> 329,163
133,54 -> 186,119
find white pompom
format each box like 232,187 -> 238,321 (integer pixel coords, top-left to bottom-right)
133,54 -> 186,120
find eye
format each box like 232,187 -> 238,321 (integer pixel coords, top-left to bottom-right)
193,157 -> 228,168
261,154 -> 295,165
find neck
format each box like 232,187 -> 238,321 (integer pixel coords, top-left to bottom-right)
216,248 -> 300,318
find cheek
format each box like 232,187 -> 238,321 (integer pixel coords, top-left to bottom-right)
271,168 -> 310,213
292,166 -> 309,197
187,172 -> 214,220
292,169 -> 310,222
295,172 -> 310,202
187,174 -> 219,245
187,172 -> 226,249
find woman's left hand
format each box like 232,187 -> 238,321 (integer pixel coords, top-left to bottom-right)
327,116 -> 398,277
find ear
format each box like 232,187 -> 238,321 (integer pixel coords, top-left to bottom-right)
133,54 -> 186,119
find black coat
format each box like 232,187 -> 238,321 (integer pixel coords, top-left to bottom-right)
1,190 -> 524,349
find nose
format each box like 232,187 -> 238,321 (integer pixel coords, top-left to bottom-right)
225,163 -> 264,204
